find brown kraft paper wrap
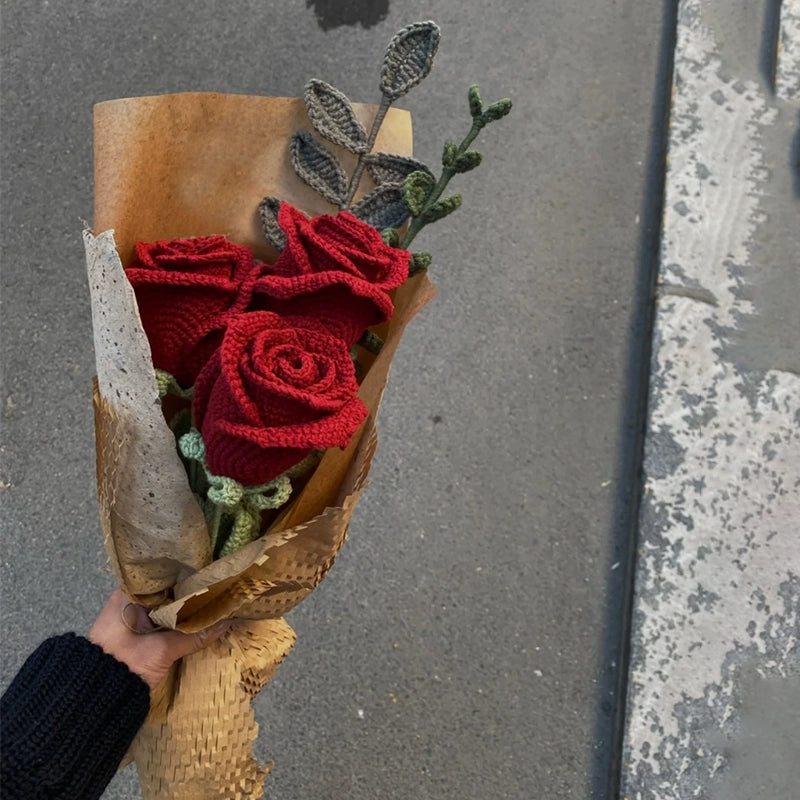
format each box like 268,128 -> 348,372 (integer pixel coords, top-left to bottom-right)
87,92 -> 435,798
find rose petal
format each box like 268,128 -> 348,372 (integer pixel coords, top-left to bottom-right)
126,236 -> 258,386
195,311 -> 367,485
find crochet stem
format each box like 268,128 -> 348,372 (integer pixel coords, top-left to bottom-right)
343,93 -> 393,208
399,120 -> 482,250
208,503 -> 224,553
189,460 -> 199,495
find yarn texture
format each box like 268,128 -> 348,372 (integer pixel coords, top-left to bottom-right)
126,236 -> 258,387
193,311 -> 368,486
303,79 -> 369,154
0,633 -> 150,800
126,207 -> 408,502
253,203 -> 410,345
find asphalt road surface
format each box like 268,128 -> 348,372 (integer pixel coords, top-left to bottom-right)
0,1 -> 670,797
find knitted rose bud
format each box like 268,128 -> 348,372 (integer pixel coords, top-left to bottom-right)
125,236 -> 258,387
251,203 -> 410,345
193,311 -> 368,486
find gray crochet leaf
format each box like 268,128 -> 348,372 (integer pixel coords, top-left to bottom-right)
258,196 -> 286,250
364,152 -> 434,186
380,21 -> 441,100
303,79 -> 369,154
290,131 -> 347,206
350,184 -> 409,230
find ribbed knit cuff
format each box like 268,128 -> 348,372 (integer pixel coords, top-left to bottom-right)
0,633 -> 151,800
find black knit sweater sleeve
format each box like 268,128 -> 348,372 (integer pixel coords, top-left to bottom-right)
0,633 -> 151,800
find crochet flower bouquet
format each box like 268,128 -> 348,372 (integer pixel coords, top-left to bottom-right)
85,21 -> 510,799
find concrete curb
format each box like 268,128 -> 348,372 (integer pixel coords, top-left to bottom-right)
621,1 -> 800,797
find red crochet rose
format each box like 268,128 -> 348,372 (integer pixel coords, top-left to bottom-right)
194,311 -> 368,485
126,236 -> 258,387
252,204 -> 410,345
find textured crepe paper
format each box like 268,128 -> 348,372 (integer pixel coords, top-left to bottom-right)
90,92 -> 435,797
129,618 -> 297,800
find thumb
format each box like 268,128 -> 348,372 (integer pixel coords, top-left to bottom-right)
161,619 -> 233,660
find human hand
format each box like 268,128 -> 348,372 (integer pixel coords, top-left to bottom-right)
88,589 -> 232,689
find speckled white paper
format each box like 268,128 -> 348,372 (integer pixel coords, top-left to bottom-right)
84,229 -> 210,596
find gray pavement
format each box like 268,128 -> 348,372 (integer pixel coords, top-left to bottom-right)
1,2 -> 668,798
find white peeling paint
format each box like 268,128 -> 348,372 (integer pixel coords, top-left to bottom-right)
622,1 -> 800,797
777,0 -> 800,101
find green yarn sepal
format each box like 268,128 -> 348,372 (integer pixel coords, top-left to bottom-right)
357,329 -> 384,355
409,252 -> 432,276
178,429 -> 321,557
155,369 -> 193,400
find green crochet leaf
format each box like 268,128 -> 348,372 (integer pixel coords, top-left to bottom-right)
304,79 -> 369,154
379,21 -> 441,100
403,170 -> 435,217
291,131 -> 347,206
453,150 -> 483,173
364,152 -> 434,186
350,184 -> 409,229
468,85 -> 483,118
421,193 -> 462,224
259,196 -> 286,250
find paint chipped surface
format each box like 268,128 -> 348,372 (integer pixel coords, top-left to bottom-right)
622,1 -> 800,798
777,0 -> 800,101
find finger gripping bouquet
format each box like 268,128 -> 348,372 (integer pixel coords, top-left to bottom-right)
85,21 -> 510,799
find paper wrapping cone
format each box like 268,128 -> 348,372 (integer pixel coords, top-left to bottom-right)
88,93 -> 435,798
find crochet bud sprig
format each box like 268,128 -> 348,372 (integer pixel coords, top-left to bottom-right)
398,85 -> 512,250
